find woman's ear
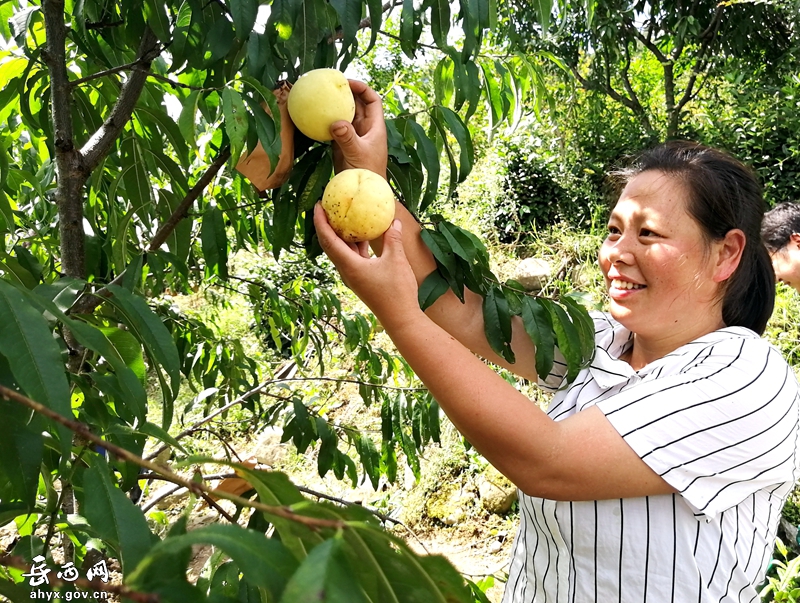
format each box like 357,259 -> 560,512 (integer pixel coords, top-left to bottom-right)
713,228 -> 746,283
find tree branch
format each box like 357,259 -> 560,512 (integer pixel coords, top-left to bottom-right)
623,16 -> 668,64
80,27 -> 161,172
69,146 -> 231,315
0,384 -> 346,531
619,43 -> 649,130
148,146 -> 231,252
42,0 -> 74,155
43,0 -> 85,283
69,57 -> 145,87
667,7 -> 723,137
145,373 -> 425,461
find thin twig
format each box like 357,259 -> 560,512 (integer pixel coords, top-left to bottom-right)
0,384 -> 345,531
145,378 -> 287,461
0,555 -> 159,603
69,58 -> 146,87
42,447 -> 88,559
198,490 -> 236,523
141,483 -> 184,514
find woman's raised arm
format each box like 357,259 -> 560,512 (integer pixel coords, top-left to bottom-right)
328,81 -> 539,381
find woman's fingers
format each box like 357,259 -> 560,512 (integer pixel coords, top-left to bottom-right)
348,80 -> 384,133
313,204 -> 359,268
329,80 -> 388,175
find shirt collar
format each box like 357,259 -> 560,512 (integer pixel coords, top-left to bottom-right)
588,317 -> 759,390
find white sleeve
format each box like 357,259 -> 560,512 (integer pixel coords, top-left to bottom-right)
596,336 -> 800,519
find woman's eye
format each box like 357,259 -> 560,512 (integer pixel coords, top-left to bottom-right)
640,228 -> 657,237
607,226 -> 621,235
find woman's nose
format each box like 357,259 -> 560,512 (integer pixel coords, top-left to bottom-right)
604,236 -> 635,265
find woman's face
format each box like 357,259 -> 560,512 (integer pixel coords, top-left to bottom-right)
598,170 -> 725,341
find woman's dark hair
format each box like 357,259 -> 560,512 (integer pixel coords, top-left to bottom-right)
615,140 -> 775,335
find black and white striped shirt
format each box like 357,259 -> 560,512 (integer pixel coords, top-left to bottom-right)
503,313 -> 800,603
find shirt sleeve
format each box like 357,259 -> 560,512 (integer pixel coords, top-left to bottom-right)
596,336 -> 800,519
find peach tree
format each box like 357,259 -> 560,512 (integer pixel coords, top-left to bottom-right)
0,1 -> 595,601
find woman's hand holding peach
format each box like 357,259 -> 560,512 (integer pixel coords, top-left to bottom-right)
313,204 -> 421,330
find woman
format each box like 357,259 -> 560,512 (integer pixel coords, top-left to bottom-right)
315,81 -> 800,602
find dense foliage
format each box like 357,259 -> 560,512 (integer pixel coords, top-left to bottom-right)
0,1 -> 600,602
2,0 -> 800,601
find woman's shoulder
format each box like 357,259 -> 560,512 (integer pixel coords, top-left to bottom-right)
588,311 -> 790,369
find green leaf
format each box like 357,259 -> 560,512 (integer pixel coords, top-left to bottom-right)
520,297 -> 555,379
534,0 -> 552,33
271,186 -> 298,260
121,136 -> 153,226
381,439 -> 397,483
178,91 -> 200,152
230,0 -> 258,40
429,112 -> 457,198
296,0 -> 324,74
0,400 -> 43,506
399,0 -> 417,59
357,436 -> 381,489
137,422 -> 187,453
243,93 -> 281,179
0,3 -> 15,41
201,206 -> 230,280
135,105 -> 190,169
222,88 -> 249,168
0,256 -> 38,289
430,0 -> 451,50
128,523 -> 298,599
316,418 -> 336,478
298,152 -> 333,213
99,326 -> 147,383
205,17 -> 235,63
82,457 -> 156,573
542,299 -> 582,383
479,60 -> 502,130
483,287 -> 514,363
364,0 -> 383,54
105,285 -> 181,429
380,394 -> 393,442
459,0 -> 480,61
0,280 -> 71,456
433,56 -> 455,109
234,468 -> 318,560
562,296 -> 596,366
406,120 -> 440,212
439,221 -> 477,263
418,270 -> 450,311
393,395 -> 420,479
20,288 -> 149,425
420,229 -> 457,277
463,60 -> 482,122
342,523 -> 473,602
0,574 -> 32,601
329,0 -> 361,55
143,0 -> 171,44
280,538 -> 370,603
434,107 -> 474,183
